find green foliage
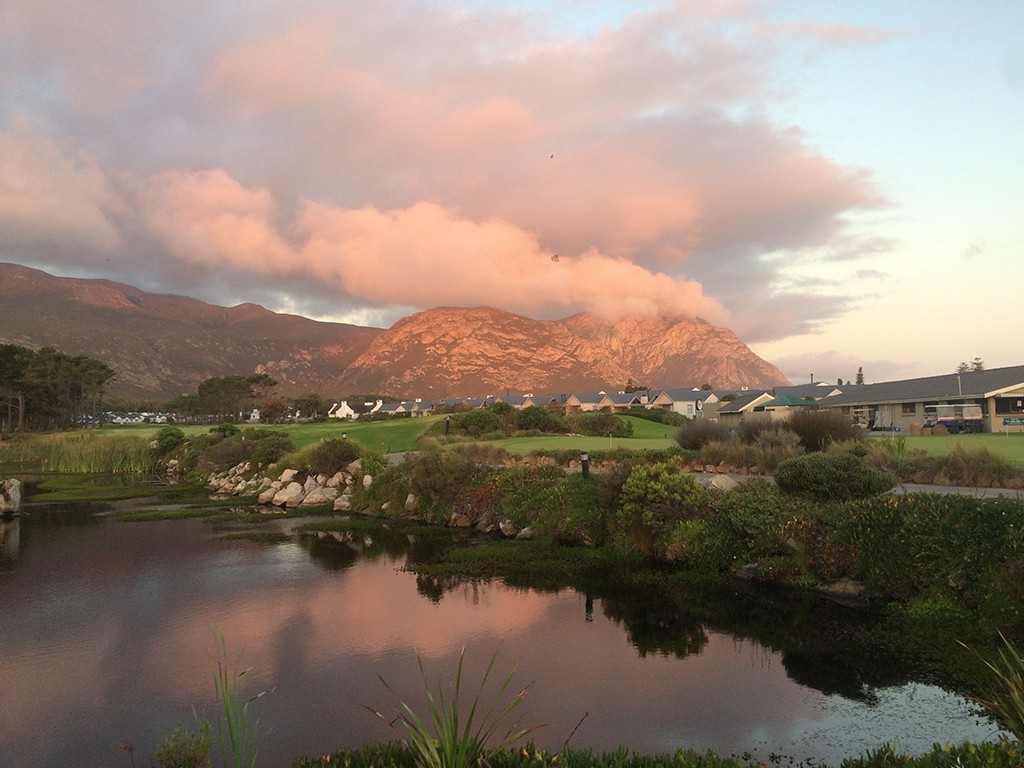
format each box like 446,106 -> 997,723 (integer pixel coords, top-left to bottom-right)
675,419 -> 730,450
623,406 -> 686,427
211,631 -> 268,768
1,431 -> 159,473
453,408 -> 503,437
834,494 -> 1024,614
614,462 -> 710,557
244,430 -> 294,467
529,473 -> 607,546
154,426 -> 186,455
306,437 -> 361,475
786,408 -> 864,451
155,717 -> 212,768
566,412 -> 633,438
774,451 -> 895,501
516,405 -> 565,432
749,428 -> 803,472
210,421 -> 240,438
969,632 -> 1024,742
370,646 -> 540,768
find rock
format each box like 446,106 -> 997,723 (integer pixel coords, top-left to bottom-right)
708,475 -> 739,492
333,494 -> 352,512
362,474 -> 373,489
499,518 -> 518,537
302,486 -> 340,506
272,481 -> 305,507
279,468 -> 299,483
404,493 -> 418,513
448,510 -> 473,528
515,526 -> 535,540
326,472 -> 346,489
347,458 -> 363,473
303,475 -> 320,493
1,479 -> 22,513
257,487 -> 278,505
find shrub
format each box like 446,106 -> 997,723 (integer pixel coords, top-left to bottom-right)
154,426 -> 186,455
156,718 -> 212,768
675,419 -> 730,450
453,409 -> 503,437
566,412 -> 633,438
750,428 -> 803,472
786,409 -> 863,452
243,430 -> 293,467
209,421 -> 240,438
614,462 -> 710,557
735,415 -> 776,444
516,405 -> 565,433
306,438 -> 361,475
775,451 -> 895,501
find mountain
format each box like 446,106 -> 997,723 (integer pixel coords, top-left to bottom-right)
0,263 -> 381,400
337,307 -> 788,397
0,263 -> 788,401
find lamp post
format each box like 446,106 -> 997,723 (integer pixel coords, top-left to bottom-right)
580,451 -> 590,480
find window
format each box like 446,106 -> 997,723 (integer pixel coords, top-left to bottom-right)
901,402 -> 917,416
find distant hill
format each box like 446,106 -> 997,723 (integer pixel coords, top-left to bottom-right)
0,262 -> 788,401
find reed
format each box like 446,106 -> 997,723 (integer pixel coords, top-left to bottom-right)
212,631 -> 269,768
0,432 -> 158,474
370,646 -> 542,768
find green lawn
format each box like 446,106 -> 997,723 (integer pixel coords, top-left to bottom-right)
874,432 -> 1024,467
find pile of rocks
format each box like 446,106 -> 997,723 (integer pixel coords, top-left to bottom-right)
206,460 -> 365,513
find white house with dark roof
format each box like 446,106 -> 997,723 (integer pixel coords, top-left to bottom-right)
564,391 -> 607,412
597,391 -> 647,411
818,364 -> 1024,433
649,388 -> 718,419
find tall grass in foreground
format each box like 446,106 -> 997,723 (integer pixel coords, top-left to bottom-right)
212,631 -> 270,768
370,647 -> 542,768
968,632 -> 1024,742
0,432 -> 159,474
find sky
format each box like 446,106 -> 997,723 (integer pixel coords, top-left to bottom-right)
1,0 -> 1021,385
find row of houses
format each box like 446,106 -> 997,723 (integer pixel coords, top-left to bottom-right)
328,364 -> 1024,434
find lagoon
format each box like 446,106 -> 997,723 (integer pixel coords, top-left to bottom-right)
0,501 -> 1003,767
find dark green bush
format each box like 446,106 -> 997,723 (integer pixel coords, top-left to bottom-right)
244,430 -> 294,467
209,421 -> 240,438
774,452 -> 895,501
786,409 -> 863,451
613,462 -> 710,557
306,438 -> 360,475
153,426 -> 185,455
675,419 -> 731,450
566,412 -> 633,437
453,409 -> 503,437
530,473 -> 607,545
516,405 -> 565,432
735,415 -> 776,444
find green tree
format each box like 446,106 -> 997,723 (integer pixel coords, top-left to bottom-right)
855,367 -> 864,385
292,392 -> 328,419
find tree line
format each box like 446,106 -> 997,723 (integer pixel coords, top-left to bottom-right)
0,344 -> 115,432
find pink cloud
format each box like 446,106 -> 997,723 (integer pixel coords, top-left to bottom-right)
0,131 -> 121,255
142,169 -> 727,323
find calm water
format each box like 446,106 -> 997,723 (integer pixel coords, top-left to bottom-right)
0,502 -> 1003,768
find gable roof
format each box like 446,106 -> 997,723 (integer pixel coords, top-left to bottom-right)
822,365 -> 1024,407
716,392 -> 774,413
756,393 -> 818,409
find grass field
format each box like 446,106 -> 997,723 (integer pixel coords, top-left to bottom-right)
875,432 -> 1024,468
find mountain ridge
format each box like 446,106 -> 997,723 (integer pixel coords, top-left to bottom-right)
0,262 -> 789,400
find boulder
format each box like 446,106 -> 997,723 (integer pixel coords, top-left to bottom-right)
404,493 -> 418,513
362,474 -> 373,489
515,526 -> 535,540
279,468 -> 299,483
257,487 -> 278,505
272,481 -> 305,507
333,494 -> 353,512
326,472 -> 346,489
708,475 -> 739,492
1,479 -> 22,513
499,518 -> 518,537
302,486 -> 340,506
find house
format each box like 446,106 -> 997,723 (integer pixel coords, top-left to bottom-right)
773,382 -> 846,401
564,391 -> 607,413
818,364 -> 1024,433
712,392 -> 775,428
493,394 -> 534,409
753,393 -> 818,420
328,401 -> 357,420
648,388 -> 719,419
597,391 -> 647,412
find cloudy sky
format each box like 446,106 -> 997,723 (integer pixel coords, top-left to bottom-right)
2,0 -> 1021,383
